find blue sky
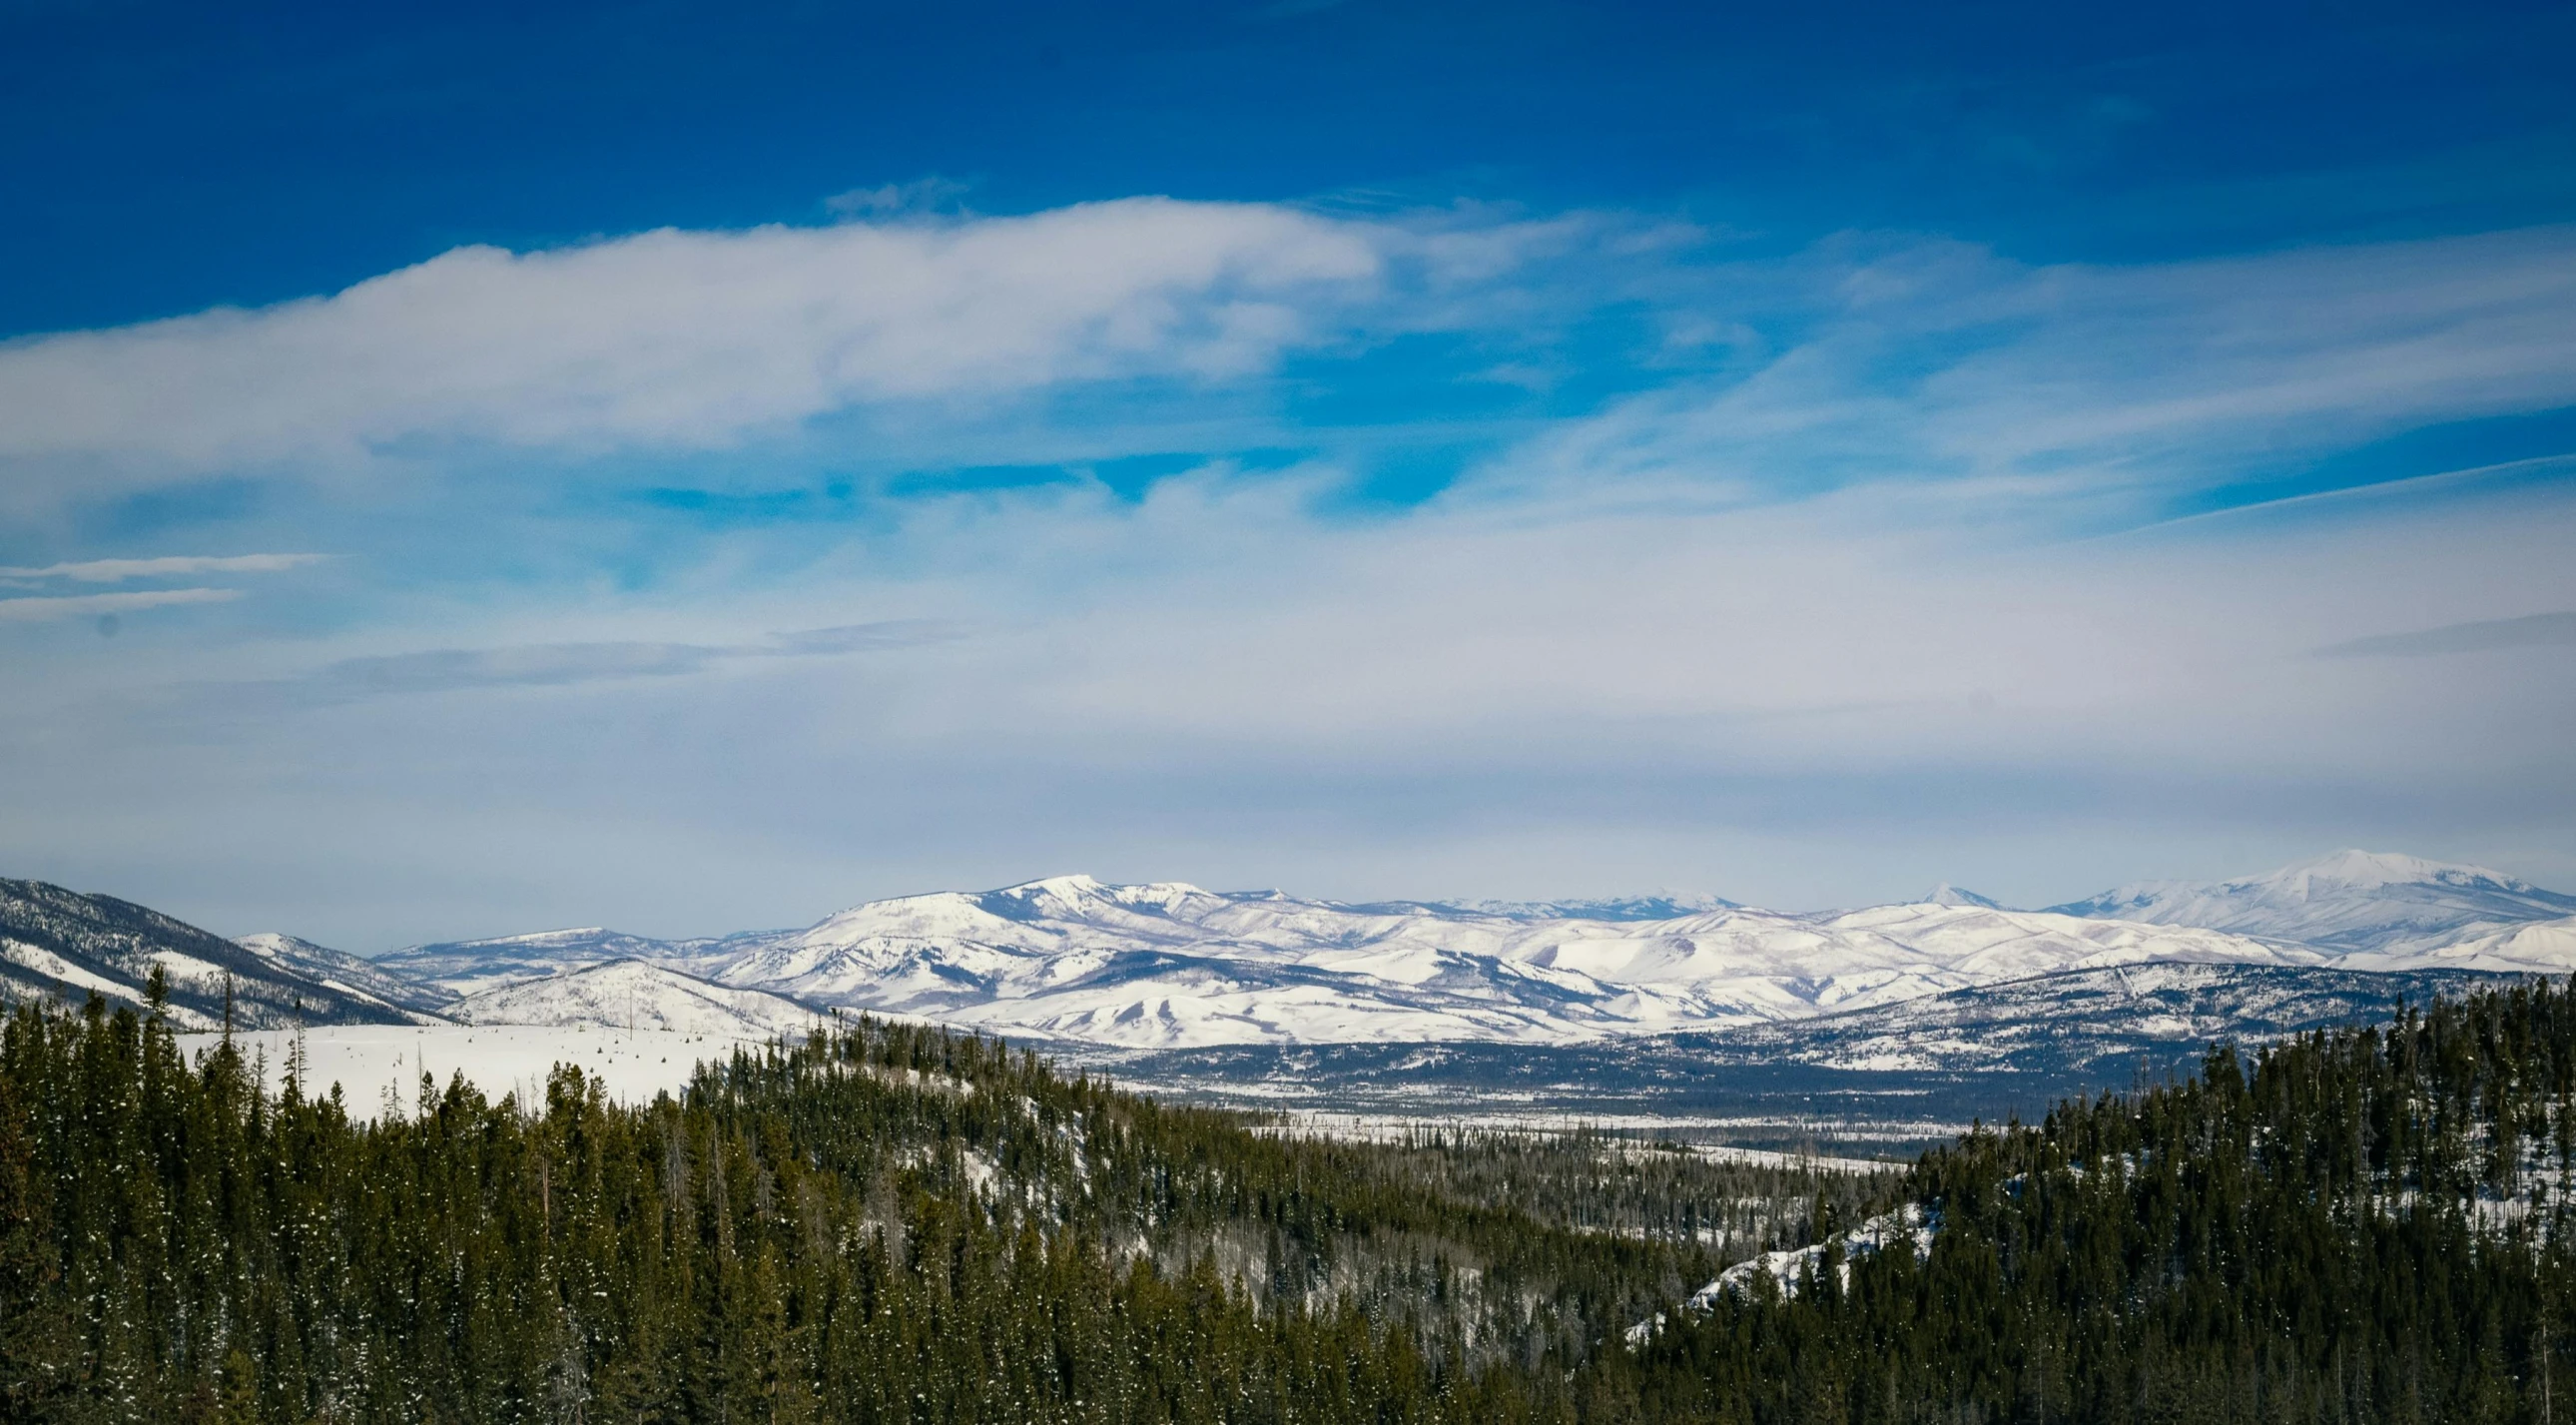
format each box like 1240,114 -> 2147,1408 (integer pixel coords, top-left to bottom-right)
3,0 -> 2574,949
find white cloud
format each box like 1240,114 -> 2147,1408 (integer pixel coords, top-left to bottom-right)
0,588 -> 241,622
1476,226 -> 2576,519
0,553 -> 328,582
5,213 -> 2575,933
0,199 -> 1491,485
1916,226 -> 2576,477
225,619 -> 965,702
28,453 -> 2573,936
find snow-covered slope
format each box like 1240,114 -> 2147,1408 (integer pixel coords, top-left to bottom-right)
237,932 -> 457,1015
2052,850 -> 2576,955
448,961 -> 823,1039
0,878 -> 417,1029
2344,914 -> 2576,974
378,927 -> 738,997
1097,963 -> 2513,1141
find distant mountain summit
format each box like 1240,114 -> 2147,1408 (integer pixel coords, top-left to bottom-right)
1922,884 -> 2005,910
2050,849 -> 2576,954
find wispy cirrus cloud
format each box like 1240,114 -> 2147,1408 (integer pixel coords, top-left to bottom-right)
1471,226 -> 2576,523
266,619 -> 963,702
0,588 -> 242,622
2314,611 -> 2576,659
0,553 -> 329,582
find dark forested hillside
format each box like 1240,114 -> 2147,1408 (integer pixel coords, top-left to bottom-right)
0,994 -> 1877,1424
4,978 -> 2574,1422
1623,981 -> 2576,1423
0,879 -> 417,1029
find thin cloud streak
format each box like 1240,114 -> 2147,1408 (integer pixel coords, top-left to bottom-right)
252,619 -> 965,702
0,588 -> 242,621
2314,611 -> 2576,659
0,553 -> 329,582
1469,226 -> 2576,526
2075,453 -> 2576,543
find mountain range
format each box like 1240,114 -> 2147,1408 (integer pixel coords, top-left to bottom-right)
2042,848 -> 2576,954
366,849 -> 2576,1051
7,851 -> 2573,1074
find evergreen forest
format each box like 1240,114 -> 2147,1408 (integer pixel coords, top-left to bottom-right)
5,976 -> 2575,1423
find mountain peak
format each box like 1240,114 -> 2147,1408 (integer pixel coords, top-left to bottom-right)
1923,884 -> 2004,910
2256,849 -> 2533,896
998,874 -> 1106,897
986,875 -> 1216,916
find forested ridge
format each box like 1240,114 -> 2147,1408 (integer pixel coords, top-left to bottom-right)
3,977 -> 2573,1423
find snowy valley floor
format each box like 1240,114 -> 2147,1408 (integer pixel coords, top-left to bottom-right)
189,1022 -> 2021,1154
185,1025 -> 777,1116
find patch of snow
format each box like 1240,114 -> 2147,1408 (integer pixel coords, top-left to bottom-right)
1695,1202 -> 1939,1304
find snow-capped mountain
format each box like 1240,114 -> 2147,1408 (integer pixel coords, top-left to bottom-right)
447,960 -> 823,1039
21,848 -> 2569,1065
456,873 -> 2314,1050
1921,884 -> 2005,910
2051,849 -> 2576,955
236,932 -> 458,1015
378,926 -> 741,997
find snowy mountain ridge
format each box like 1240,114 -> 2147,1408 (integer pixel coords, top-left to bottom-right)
446,960 -> 824,1040
392,874 -> 2330,1050
2047,849 -> 2576,954
376,926 -> 752,998
17,849 -> 2573,1059
343,850 -> 2576,1051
